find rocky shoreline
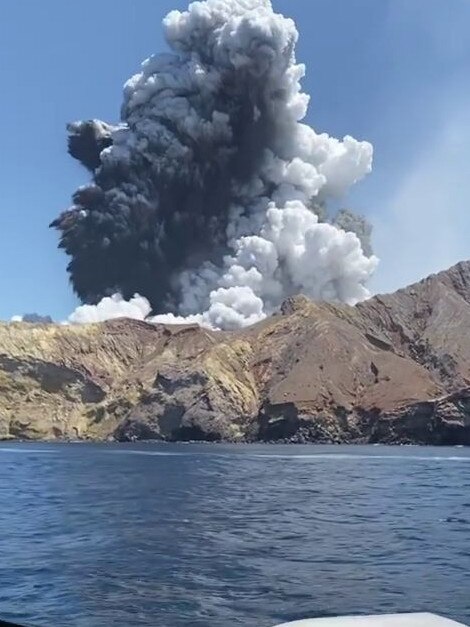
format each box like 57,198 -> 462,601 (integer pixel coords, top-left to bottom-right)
1,261 -> 470,446
112,388 -> 470,446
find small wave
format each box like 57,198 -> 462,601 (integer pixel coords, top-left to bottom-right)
441,516 -> 469,525
0,447 -> 57,454
108,450 -> 186,457
253,454 -> 470,462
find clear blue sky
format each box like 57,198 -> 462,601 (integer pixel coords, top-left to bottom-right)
0,0 -> 469,320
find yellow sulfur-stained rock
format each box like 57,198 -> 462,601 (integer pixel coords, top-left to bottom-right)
2,261 -> 470,444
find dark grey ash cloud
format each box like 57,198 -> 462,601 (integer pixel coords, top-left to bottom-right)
53,0 -> 377,329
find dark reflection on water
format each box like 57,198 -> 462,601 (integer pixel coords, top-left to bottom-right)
0,443 -> 469,626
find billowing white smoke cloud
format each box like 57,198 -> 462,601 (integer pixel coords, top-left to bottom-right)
68,0 -> 378,329
69,294 -> 151,324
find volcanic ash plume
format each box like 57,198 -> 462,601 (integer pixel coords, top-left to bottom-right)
52,0 -> 378,330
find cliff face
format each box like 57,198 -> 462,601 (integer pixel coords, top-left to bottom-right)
2,261 -> 470,444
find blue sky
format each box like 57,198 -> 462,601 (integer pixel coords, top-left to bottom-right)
0,0 -> 469,320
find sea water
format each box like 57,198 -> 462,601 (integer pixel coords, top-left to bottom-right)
0,443 -> 468,626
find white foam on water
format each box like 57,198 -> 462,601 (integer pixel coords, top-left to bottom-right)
0,447 -> 57,454
253,453 -> 470,462
102,449 -> 470,463
2,447 -> 468,462
107,450 -> 187,457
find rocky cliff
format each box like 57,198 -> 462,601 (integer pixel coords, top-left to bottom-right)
2,261 -> 470,444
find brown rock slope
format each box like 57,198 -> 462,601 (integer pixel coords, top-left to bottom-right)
1,261 -> 470,444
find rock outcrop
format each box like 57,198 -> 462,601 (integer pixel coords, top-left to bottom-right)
2,261 -> 470,444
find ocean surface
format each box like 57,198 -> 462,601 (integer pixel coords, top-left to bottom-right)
0,443 -> 469,627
